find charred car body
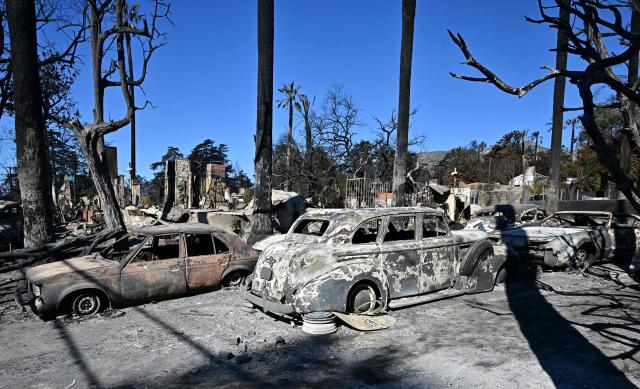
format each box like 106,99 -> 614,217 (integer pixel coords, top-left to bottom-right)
465,204 -> 546,233
491,211 -> 640,269
241,207 -> 507,318
16,223 -> 258,319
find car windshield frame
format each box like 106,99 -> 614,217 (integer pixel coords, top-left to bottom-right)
541,212 -> 612,228
289,218 -> 332,238
99,233 -> 149,262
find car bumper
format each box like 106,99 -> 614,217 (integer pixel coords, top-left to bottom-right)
240,283 -> 295,315
15,282 -> 35,308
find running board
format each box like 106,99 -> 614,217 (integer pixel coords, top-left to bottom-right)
388,288 -> 464,309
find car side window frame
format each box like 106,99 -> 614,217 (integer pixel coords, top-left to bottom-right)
120,235 -> 153,268
212,232 -> 232,255
382,214 -> 418,244
350,217 -> 383,245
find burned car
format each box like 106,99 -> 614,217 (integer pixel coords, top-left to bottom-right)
465,204 -> 546,233
241,207 -> 507,321
16,223 -> 258,319
0,201 -> 23,251
491,211 -> 640,269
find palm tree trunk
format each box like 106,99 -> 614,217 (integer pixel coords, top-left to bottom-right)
248,0 -> 274,245
285,100 -> 293,191
392,0 -> 416,207
546,0 -> 570,213
6,0 -> 55,247
570,122 -> 575,160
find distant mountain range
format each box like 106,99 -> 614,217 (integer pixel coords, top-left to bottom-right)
417,141 -> 549,166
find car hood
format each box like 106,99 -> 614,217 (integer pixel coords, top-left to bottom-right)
26,255 -> 115,284
451,229 -> 488,243
466,215 -> 517,232
252,240 -> 341,292
498,227 -> 586,242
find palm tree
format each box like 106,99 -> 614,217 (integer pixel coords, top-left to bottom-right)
530,130 -> 541,161
277,81 -> 300,191
248,0 -> 274,245
565,117 -> 580,161
392,0 -> 416,207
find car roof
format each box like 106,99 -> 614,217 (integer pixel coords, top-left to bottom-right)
553,211 -> 613,216
476,203 -> 540,214
133,222 -> 225,235
301,206 -> 439,225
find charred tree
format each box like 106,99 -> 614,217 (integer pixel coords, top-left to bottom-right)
392,0 -> 416,207
6,0 -> 55,247
248,0 -> 274,245
66,0 -> 168,230
619,4 -> 640,176
449,0 -> 640,214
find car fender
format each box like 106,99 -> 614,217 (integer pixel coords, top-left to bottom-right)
56,282 -> 113,310
220,263 -> 255,281
463,244 -> 508,293
292,261 -> 389,314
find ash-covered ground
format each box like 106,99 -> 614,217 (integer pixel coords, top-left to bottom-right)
0,264 -> 639,388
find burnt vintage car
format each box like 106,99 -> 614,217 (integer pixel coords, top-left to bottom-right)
241,207 -> 507,318
464,204 -> 546,233
491,211 -> 640,269
16,223 -> 258,319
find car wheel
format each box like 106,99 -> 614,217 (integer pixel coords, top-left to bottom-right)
459,240 -> 494,276
72,292 -> 101,316
348,283 -> 380,314
495,266 -> 508,285
572,247 -> 593,270
222,271 -> 245,287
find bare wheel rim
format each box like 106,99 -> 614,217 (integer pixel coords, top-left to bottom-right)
351,285 -> 377,314
574,249 -> 588,268
74,294 -> 100,316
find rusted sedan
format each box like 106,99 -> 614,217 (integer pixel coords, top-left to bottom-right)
241,207 -> 507,321
16,223 -> 258,319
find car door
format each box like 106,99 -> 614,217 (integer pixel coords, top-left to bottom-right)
380,215 -> 421,298
609,215 -> 639,257
120,234 -> 187,303
419,215 -> 457,293
184,233 -> 231,292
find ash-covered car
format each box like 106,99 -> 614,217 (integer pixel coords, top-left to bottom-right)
16,223 -> 258,319
491,211 -> 640,269
0,201 -> 23,251
464,204 -> 546,233
241,207 -> 507,322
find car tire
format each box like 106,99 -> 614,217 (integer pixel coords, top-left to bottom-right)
347,283 -> 380,314
222,271 -> 245,288
495,266 -> 508,285
459,240 -> 494,277
572,247 -> 593,270
71,292 -> 102,316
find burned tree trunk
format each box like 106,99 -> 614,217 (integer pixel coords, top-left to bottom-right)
392,0 -> 415,207
546,0 -> 570,213
66,0 -> 167,230
619,6 -> 640,177
248,0 -> 274,245
6,0 -> 55,247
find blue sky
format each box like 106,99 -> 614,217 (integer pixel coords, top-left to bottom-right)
5,1 -> 589,180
